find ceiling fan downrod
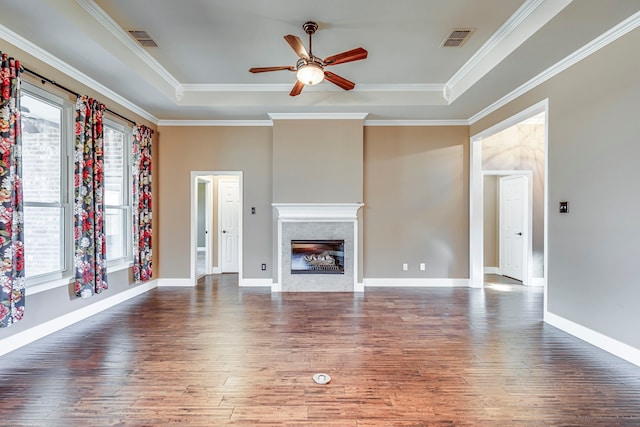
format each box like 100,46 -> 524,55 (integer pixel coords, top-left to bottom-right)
303,21 -> 318,56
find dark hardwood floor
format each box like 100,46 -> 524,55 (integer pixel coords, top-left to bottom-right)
1,275 -> 639,426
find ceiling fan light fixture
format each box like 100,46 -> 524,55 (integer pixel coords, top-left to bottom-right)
297,63 -> 324,85
250,21 -> 366,95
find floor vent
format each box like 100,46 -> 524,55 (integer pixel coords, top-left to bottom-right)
128,30 -> 158,47
442,28 -> 475,47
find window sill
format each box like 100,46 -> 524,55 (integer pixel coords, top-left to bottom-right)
107,260 -> 134,273
25,262 -> 133,296
26,277 -> 73,296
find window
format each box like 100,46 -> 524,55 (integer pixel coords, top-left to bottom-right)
21,83 -> 133,286
103,120 -> 132,263
21,86 -> 71,282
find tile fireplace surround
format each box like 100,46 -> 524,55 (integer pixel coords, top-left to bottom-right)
273,203 -> 364,292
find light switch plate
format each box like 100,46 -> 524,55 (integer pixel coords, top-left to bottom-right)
560,201 -> 569,213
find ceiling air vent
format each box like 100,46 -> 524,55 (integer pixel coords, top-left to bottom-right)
128,30 -> 158,47
441,28 -> 475,48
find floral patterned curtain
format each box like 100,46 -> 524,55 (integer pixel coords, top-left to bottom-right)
132,124 -> 153,283
0,53 -> 25,327
74,96 -> 108,298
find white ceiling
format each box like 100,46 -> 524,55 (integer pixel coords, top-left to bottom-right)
1,0 -> 639,124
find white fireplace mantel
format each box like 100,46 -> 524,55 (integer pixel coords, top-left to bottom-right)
272,203 -> 364,221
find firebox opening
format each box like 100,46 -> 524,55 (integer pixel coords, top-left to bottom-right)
291,240 -> 345,274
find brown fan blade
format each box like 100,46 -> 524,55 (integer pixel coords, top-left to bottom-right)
289,80 -> 305,96
249,66 -> 295,73
324,71 -> 355,91
284,35 -> 309,59
324,47 -> 368,66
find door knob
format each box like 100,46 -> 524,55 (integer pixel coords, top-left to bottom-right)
222,230 -> 227,234
515,232 -> 522,236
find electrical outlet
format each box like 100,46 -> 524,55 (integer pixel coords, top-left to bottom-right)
261,263 -> 266,271
402,263 -> 408,271
420,263 -> 425,271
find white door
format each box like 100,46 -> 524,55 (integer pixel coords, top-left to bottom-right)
499,175 -> 527,281
219,178 -> 240,273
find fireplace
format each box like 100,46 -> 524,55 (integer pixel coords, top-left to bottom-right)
291,240 -> 345,274
273,203 -> 364,292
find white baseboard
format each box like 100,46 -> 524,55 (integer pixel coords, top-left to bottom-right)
157,278 -> 195,287
545,311 -> 640,368
364,278 -> 470,287
354,282 -> 365,292
0,280 -> 158,357
239,278 -> 272,287
211,267 -> 221,274
484,267 -> 501,275
271,282 -> 282,292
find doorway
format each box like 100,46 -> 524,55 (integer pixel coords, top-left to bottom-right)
470,100 -> 547,289
190,171 -> 243,285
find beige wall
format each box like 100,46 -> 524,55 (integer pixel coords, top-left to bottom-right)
363,126 -> 470,278
156,126 -> 273,279
272,119 -> 364,203
158,122 -> 473,282
471,27 -> 640,349
271,118 -> 365,281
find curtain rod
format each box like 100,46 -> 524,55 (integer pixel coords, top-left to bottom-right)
22,67 -> 137,126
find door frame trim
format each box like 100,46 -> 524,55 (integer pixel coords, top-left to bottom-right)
190,171 -> 243,285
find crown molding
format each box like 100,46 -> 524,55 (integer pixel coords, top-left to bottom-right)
365,120 -> 469,127
448,0 -> 546,88
469,9 -> 640,124
182,84 -> 294,92
4,1 -> 636,127
180,83 -> 445,93
0,23 -> 158,124
158,120 -> 273,127
269,113 -> 369,120
156,118 -> 470,127
76,0 -> 181,92
351,84 -> 445,92
445,0 -> 572,103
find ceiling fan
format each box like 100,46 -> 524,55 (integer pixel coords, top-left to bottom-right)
249,21 -> 368,96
